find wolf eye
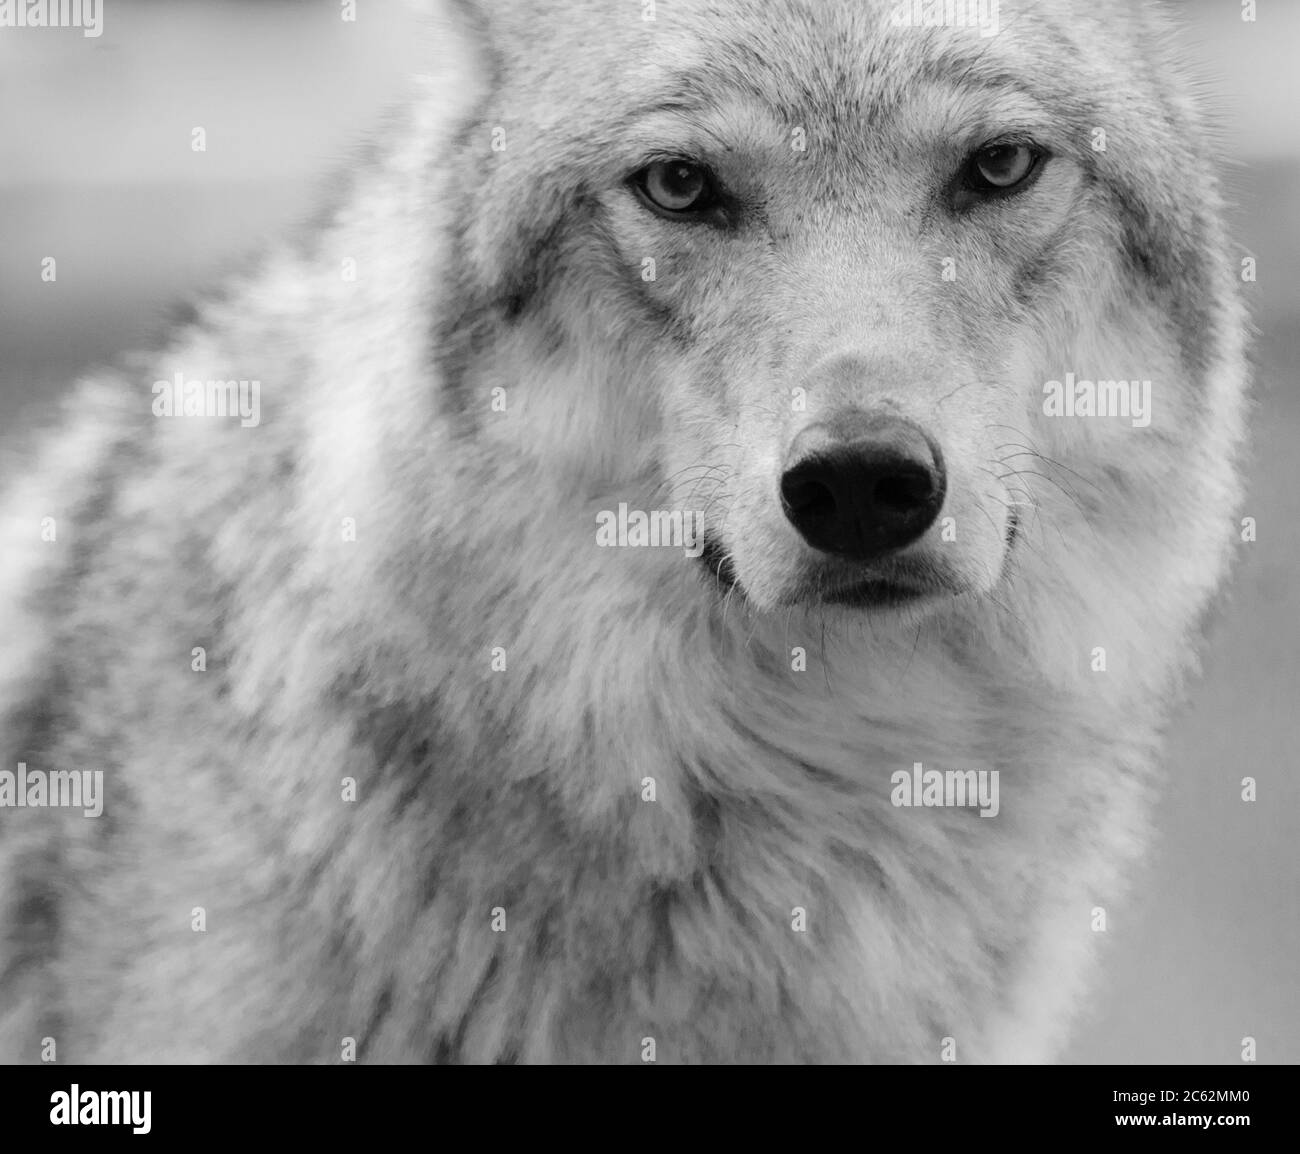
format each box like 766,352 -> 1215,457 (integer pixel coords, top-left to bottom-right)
962,142 -> 1042,195
632,159 -> 719,218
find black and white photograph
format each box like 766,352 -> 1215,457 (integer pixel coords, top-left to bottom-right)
0,0 -> 1294,1131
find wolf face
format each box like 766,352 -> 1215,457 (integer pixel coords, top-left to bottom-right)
438,0 -> 1241,626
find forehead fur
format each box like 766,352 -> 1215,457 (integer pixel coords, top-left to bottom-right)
461,0 -> 1170,122
444,0 -> 1230,377
453,0 -> 1216,234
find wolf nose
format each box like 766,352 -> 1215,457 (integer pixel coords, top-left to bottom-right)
780,412 -> 945,560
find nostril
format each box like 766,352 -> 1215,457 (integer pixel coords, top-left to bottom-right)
874,468 -> 936,513
781,474 -> 836,520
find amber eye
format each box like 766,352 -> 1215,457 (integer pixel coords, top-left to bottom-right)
964,142 -> 1041,193
634,159 -> 717,217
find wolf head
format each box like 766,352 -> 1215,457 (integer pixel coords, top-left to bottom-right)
421,0 -> 1243,626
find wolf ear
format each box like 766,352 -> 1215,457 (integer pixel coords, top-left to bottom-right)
406,0 -> 544,51
402,0 -> 503,29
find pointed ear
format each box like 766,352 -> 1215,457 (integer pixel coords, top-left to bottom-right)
402,0 -> 497,35
401,0 -> 505,73
409,0 -> 574,55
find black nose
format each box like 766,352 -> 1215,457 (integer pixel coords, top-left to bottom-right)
780,412 -> 945,560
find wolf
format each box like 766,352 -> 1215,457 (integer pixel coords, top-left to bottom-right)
0,0 -> 1248,1063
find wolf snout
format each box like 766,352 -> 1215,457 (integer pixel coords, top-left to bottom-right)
779,411 -> 945,561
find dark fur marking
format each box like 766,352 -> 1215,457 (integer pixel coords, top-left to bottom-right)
428,18 -> 509,430
357,981 -> 394,1061
0,889 -> 58,988
349,697 -> 450,821
0,849 -> 64,1048
1109,180 -> 1219,381
428,953 -> 502,1064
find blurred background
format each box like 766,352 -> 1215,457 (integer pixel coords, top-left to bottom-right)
0,1 -> 1296,1063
